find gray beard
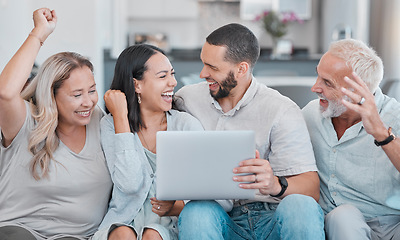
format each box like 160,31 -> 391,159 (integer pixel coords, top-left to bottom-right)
319,95 -> 350,118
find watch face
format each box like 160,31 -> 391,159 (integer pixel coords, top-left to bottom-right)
280,176 -> 288,188
271,176 -> 288,198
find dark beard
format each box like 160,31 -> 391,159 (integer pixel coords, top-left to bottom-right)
210,71 -> 238,100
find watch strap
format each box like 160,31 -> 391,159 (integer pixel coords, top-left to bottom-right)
270,176 -> 288,198
374,127 -> 396,146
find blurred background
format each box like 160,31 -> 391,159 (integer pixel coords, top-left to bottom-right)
0,0 -> 399,108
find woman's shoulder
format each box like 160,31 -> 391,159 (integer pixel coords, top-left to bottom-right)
1,101 -> 33,150
168,109 -> 203,131
84,106 -> 106,134
91,105 -> 106,121
100,112 -> 114,129
168,109 -> 197,122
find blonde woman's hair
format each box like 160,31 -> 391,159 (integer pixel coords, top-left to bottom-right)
329,39 -> 384,93
21,52 -> 93,180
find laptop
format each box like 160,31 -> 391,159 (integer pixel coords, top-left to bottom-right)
156,130 -> 256,200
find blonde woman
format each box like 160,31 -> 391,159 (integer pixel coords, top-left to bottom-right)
0,8 -> 112,240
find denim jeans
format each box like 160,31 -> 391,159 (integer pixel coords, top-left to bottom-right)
178,194 -> 325,240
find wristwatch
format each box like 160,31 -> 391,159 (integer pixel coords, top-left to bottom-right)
374,127 -> 396,146
270,176 -> 288,198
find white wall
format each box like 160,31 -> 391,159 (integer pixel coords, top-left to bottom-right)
2,0 -> 399,98
127,1 -> 320,53
320,0 -> 370,53
379,0 -> 400,81
369,0 -> 400,100
0,0 -> 113,106
0,0 -> 31,72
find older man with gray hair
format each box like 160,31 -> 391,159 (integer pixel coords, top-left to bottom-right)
302,38 -> 400,240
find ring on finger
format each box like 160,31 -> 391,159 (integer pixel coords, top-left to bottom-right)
254,174 -> 258,182
157,205 -> 161,210
357,97 -> 365,105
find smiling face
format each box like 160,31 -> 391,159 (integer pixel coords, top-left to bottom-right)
312,52 -> 353,118
55,66 -> 98,127
135,51 -> 177,113
199,42 -> 238,100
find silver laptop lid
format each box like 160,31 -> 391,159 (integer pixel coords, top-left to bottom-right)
156,130 -> 256,200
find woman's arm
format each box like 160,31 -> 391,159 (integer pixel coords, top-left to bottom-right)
101,89 -> 152,193
101,114 -> 151,194
0,8 -> 56,146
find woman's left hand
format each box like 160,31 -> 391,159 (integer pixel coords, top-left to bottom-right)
150,197 -> 175,217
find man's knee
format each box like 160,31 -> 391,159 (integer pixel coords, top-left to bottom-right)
276,194 -> 325,233
179,200 -> 227,229
179,200 -> 225,220
325,204 -> 365,226
268,194 -> 325,239
276,194 -> 323,220
325,204 -> 370,240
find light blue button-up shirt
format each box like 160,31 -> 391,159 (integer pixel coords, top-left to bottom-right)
302,88 -> 400,220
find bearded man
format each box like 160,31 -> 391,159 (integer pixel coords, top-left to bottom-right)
302,39 -> 400,240
175,23 -> 325,240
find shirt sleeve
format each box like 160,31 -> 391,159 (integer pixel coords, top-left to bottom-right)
268,105 -> 318,176
100,114 -> 152,194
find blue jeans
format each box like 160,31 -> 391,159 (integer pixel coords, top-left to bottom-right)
178,194 -> 325,240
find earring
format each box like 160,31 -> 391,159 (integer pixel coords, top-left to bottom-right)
137,94 -> 141,104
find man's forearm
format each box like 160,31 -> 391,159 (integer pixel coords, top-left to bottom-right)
284,171 -> 320,202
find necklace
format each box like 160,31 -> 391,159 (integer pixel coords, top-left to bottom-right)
139,114 -> 166,153
138,130 -> 155,152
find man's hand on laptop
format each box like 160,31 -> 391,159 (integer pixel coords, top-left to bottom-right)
233,150 -> 282,196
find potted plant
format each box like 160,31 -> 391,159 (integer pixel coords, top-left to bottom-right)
255,10 -> 303,58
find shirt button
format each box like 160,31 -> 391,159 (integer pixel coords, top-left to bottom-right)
332,149 -> 336,153
150,174 -> 154,178
333,192 -> 337,196
331,174 -> 335,178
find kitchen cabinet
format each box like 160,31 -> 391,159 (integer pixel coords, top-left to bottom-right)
240,0 -> 312,20
128,0 -> 198,19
